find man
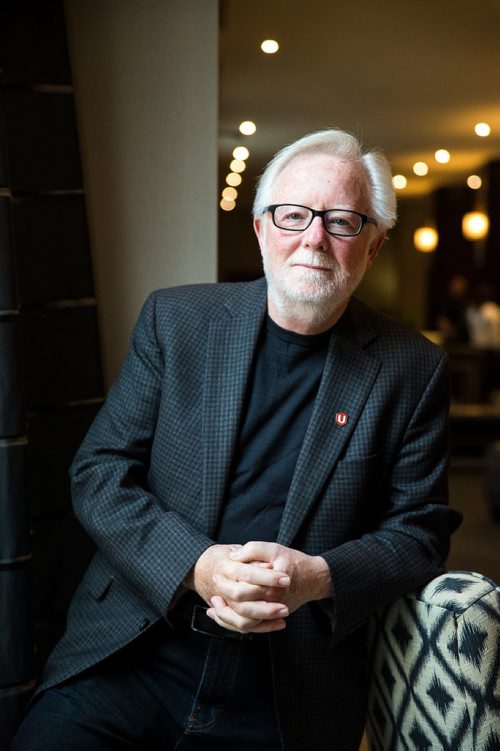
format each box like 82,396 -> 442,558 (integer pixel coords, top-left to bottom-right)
12,129 -> 461,750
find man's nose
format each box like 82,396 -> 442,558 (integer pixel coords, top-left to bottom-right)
303,215 -> 328,248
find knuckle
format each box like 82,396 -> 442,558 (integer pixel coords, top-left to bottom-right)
239,621 -> 255,633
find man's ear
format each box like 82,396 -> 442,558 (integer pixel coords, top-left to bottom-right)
367,231 -> 386,266
253,216 -> 265,255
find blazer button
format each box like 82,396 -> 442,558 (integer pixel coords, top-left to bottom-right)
139,618 -> 150,632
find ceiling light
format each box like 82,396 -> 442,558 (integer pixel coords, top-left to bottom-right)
414,227 -> 438,253
222,187 -> 238,201
435,149 -> 451,164
462,211 -> 489,240
474,122 -> 491,137
413,162 -> 429,176
229,159 -> 246,173
261,39 -> 279,54
233,146 -> 249,160
220,198 -> 236,212
239,121 -> 257,135
392,174 -> 407,190
226,172 -> 242,187
467,175 -> 482,189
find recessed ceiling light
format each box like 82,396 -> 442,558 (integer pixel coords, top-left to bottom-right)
239,121 -> 257,135
233,146 -> 250,160
261,39 -> 279,54
435,149 -> 451,164
393,174 -> 407,190
467,175 -> 482,189
229,159 -> 246,173
222,187 -> 238,201
220,198 -> 236,212
226,172 -> 242,187
474,122 -> 491,137
413,162 -> 429,176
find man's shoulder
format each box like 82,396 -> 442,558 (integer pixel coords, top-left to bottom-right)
150,277 -> 266,315
133,278 -> 267,337
349,297 -> 445,362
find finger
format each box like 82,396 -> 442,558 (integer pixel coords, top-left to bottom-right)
212,594 -> 288,621
207,596 -> 261,632
213,573 -> 288,604
225,561 -> 290,588
229,541 -> 279,564
208,608 -> 287,634
207,598 -> 287,634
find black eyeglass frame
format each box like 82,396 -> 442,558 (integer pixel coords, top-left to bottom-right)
263,204 -> 378,237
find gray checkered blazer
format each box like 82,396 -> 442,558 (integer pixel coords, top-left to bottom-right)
39,278 -> 461,750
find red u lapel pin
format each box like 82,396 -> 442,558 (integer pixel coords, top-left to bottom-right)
335,412 -> 349,427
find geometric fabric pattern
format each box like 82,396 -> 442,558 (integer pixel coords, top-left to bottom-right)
365,571 -> 500,750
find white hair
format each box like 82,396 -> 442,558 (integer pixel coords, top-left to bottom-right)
252,128 -> 397,231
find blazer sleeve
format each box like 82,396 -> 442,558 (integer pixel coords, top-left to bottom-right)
69,292 -> 213,619
319,349 -> 462,642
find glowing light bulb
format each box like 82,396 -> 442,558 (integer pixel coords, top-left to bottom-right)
232,146 -> 249,160
392,174 -> 407,190
261,39 -> 279,54
435,149 -> 450,164
226,172 -> 242,187
220,198 -> 236,212
229,159 -> 246,173
222,187 -> 238,201
239,121 -> 256,135
414,227 -> 438,252
462,211 -> 489,240
467,175 -> 482,189
413,162 -> 429,176
474,122 -> 490,137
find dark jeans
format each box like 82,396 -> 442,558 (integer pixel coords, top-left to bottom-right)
11,611 -> 282,750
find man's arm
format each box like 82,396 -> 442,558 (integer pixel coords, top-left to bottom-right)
318,349 -> 461,641
70,292 -> 214,618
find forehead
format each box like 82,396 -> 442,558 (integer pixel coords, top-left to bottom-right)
271,153 -> 370,209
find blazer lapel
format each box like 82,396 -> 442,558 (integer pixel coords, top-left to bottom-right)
201,282 -> 267,536
278,302 -> 381,546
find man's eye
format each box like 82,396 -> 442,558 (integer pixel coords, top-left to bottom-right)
326,213 -> 357,232
280,210 -> 307,223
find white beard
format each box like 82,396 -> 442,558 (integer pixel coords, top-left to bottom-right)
262,250 -> 366,326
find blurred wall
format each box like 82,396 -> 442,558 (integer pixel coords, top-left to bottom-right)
64,0 -> 218,386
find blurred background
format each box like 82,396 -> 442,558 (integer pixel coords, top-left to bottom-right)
0,0 -> 499,746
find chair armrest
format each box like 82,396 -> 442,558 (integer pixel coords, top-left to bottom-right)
365,571 -> 500,750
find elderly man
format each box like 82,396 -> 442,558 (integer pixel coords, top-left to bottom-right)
12,129 -> 461,750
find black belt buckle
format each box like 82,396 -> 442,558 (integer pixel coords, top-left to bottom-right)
190,604 -> 249,640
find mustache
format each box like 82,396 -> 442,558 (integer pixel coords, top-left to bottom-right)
286,252 -> 336,270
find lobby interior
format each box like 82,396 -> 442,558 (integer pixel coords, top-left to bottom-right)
216,0 -> 500,586
1,1 -> 499,747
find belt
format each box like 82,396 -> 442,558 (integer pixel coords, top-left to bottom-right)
175,602 -> 252,640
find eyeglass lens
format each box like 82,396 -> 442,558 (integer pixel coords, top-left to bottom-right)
273,205 -> 363,236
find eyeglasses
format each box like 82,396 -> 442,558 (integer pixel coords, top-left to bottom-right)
263,204 -> 378,237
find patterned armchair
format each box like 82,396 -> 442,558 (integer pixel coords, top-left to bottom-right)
365,571 -> 500,750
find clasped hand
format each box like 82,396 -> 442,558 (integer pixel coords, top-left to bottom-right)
188,541 -> 331,635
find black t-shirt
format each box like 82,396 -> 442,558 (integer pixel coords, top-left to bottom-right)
216,315 -> 330,544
